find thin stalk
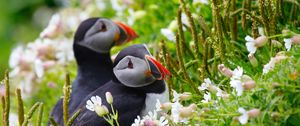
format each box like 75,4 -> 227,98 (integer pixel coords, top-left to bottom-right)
4,71 -> 9,126
36,103 -> 43,126
180,0 -> 203,73
176,33 -> 199,94
16,88 -> 25,125
212,0 -> 225,62
67,109 -> 81,126
231,0 -> 237,40
63,73 -> 72,126
49,117 -> 58,126
159,40 -> 174,97
22,102 -> 40,126
1,96 -> 5,126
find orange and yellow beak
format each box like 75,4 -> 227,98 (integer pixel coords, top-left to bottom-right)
145,55 -> 171,80
114,21 -> 138,44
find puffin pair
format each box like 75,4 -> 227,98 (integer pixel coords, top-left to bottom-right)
49,18 -> 170,125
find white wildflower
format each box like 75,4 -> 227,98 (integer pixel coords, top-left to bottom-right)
238,107 -> 249,125
34,59 -> 44,78
86,95 -> 109,117
40,13 -> 62,38
86,95 -> 102,111
160,28 -> 176,42
198,78 -> 212,91
132,111 -> 168,126
245,35 -> 267,54
245,35 -> 256,54
201,92 -> 211,103
230,67 -> 244,96
283,38 -> 292,51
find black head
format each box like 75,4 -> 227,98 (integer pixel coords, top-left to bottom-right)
113,44 -> 170,87
73,17 -> 138,53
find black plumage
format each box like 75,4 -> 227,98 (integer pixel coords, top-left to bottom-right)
72,44 -> 168,125
49,18 -> 136,125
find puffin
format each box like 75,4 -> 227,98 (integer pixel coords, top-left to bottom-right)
49,17 -> 138,125
72,44 -> 170,126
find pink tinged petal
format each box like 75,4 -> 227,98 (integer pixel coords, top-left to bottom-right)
245,35 -> 255,42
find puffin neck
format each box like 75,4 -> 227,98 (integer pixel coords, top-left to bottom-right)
111,74 -> 166,94
74,44 -> 113,78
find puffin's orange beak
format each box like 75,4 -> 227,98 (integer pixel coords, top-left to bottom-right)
145,55 -> 171,80
114,21 -> 138,43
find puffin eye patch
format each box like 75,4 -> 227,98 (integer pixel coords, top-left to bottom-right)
99,21 -> 107,32
127,59 -> 133,69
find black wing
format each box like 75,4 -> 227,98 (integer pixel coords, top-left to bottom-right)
72,82 -> 146,126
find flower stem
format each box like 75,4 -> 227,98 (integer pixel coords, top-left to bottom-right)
16,88 -> 24,126
63,73 -> 71,126
21,102 -> 40,126
36,103 -> 44,126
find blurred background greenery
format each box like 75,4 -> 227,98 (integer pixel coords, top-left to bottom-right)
0,0 -> 64,78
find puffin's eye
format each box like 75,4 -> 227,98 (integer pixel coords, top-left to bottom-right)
127,59 -> 133,69
99,21 -> 107,32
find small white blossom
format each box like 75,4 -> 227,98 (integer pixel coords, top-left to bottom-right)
160,28 -> 176,42
230,67 -> 244,96
263,60 -> 273,74
284,38 -> 292,51
198,78 -> 212,91
34,59 -> 44,78
232,66 -> 243,79
230,79 -> 244,96
132,111 -> 168,126
238,107 -> 249,125
216,88 -> 223,97
181,13 -> 190,27
40,14 -> 62,38
86,95 -> 102,111
245,35 -> 257,54
201,92 -> 211,103
172,90 -> 180,102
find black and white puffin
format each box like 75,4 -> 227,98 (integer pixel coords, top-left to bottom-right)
72,44 -> 170,126
49,17 -> 137,125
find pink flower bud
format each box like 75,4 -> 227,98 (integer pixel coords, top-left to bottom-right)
179,104 -> 197,118
243,80 -> 256,90
161,102 -> 173,110
247,108 -> 260,118
105,92 -> 113,104
255,36 -> 267,47
218,64 -> 233,77
43,60 -> 56,69
179,92 -> 192,101
291,35 -> 300,44
19,58 -> 31,71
